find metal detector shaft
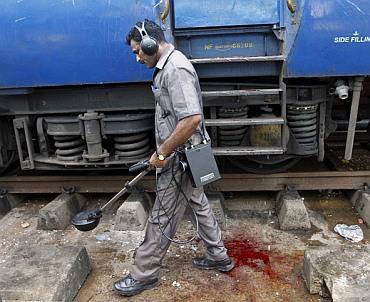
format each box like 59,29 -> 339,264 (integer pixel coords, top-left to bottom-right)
100,169 -> 150,211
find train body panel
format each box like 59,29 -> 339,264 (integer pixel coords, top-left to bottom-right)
0,0 -> 155,88
286,0 -> 370,77
1,0 -> 370,89
173,0 -> 280,29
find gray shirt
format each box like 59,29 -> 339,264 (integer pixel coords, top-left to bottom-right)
152,43 -> 209,150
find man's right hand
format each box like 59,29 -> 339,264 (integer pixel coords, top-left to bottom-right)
149,151 -> 169,169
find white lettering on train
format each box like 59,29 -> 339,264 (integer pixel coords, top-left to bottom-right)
334,31 -> 370,43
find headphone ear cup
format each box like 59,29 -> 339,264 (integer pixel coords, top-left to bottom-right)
140,36 -> 158,56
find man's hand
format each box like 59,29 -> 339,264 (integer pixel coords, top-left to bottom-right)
157,114 -> 202,157
150,114 -> 202,169
149,151 -> 169,169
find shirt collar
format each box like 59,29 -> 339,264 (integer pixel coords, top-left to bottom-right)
155,43 -> 175,70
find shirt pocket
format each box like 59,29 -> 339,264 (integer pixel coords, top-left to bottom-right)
152,87 -> 170,109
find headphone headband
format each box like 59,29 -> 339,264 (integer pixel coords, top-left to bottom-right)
134,20 -> 158,56
134,21 -> 149,40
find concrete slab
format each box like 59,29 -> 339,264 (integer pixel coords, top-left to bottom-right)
37,193 -> 86,230
276,189 -> 311,230
114,192 -> 151,231
0,245 -> 91,301
352,191 -> 370,228
304,246 -> 370,302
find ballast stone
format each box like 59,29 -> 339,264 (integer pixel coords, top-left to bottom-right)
276,190 -> 311,230
114,192 -> 151,231
0,245 -> 91,301
352,191 -> 370,228
303,246 -> 370,301
37,193 -> 86,230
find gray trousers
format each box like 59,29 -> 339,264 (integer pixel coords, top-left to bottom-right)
130,157 -> 227,281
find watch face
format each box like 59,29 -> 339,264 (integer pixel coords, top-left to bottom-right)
158,154 -> 165,161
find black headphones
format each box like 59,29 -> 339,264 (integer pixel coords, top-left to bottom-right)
135,21 -> 158,56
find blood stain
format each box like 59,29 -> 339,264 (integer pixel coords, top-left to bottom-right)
225,237 -> 278,278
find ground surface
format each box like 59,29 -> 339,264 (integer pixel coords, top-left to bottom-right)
0,191 -> 369,302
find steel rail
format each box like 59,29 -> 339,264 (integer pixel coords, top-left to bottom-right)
0,171 -> 369,194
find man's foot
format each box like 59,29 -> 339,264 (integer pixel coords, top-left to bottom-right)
192,256 -> 235,272
113,274 -> 158,296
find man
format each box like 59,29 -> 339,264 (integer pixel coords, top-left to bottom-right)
113,19 -> 234,297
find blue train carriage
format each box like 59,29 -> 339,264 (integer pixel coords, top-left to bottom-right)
0,0 -> 369,175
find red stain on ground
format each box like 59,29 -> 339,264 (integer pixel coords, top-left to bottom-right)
225,236 -> 278,278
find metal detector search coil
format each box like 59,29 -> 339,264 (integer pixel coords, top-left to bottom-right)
181,142 -> 221,188
72,162 -> 150,232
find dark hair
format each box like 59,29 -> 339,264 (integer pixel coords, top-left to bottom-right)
126,19 -> 166,45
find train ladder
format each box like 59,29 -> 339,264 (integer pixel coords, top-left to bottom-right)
190,55 -> 287,157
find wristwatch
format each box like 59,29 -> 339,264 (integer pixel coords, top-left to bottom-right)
156,151 -> 165,161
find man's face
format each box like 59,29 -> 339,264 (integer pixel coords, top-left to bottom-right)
130,40 -> 157,69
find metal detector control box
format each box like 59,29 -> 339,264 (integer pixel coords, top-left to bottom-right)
183,142 -> 221,188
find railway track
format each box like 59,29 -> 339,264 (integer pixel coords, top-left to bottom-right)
1,170 -> 369,194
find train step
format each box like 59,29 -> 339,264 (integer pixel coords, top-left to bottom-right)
190,55 -> 285,64
204,118 -> 285,126
212,146 -> 284,156
202,88 -> 282,97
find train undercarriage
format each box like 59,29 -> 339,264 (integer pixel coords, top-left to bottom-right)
0,1 -> 368,176
0,78 -> 368,175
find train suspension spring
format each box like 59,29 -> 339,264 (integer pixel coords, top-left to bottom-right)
113,132 -> 151,160
287,104 -> 318,152
217,106 -> 249,146
54,135 -> 85,161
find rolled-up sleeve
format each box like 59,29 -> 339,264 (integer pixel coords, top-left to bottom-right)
166,65 -> 202,120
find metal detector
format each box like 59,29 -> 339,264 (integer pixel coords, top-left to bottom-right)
72,160 -> 150,232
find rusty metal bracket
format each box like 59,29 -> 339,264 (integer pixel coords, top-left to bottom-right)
287,0 -> 296,13
160,0 -> 170,21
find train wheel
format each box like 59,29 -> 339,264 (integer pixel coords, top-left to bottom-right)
228,155 -> 301,174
